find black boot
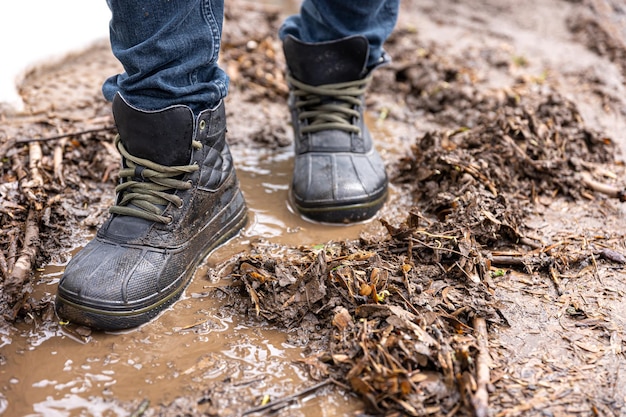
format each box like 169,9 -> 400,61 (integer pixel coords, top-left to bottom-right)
56,94 -> 247,330
283,35 -> 388,223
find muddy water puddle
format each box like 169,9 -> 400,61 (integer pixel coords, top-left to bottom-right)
4,280 -> 358,416
0,133 -> 409,416
6,276 -> 356,416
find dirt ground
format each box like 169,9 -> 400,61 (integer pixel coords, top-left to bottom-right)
2,0 -> 626,416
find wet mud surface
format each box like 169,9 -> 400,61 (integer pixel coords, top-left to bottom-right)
2,0 -> 626,416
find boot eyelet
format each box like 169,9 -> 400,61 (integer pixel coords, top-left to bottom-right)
199,120 -> 206,130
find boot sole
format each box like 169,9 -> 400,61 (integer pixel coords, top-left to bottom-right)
291,188 -> 388,224
55,191 -> 248,331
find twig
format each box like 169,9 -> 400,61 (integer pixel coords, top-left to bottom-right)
549,266 -> 564,296
28,141 -> 44,188
16,126 -> 116,144
392,286 -> 422,316
129,399 -> 150,417
5,208 -> 41,304
490,255 -> 527,266
587,238 -> 603,286
502,134 -> 535,164
410,237 -> 466,257
242,379 -> 333,415
598,248 -> 626,264
4,139 -> 45,304
472,317 -> 490,417
174,319 -> 209,332
519,236 -> 543,250
581,172 -> 626,201
7,230 -> 17,275
53,138 -> 67,186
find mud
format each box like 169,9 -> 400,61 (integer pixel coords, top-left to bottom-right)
2,0 -> 626,416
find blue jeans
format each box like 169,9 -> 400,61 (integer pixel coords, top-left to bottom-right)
103,0 -> 399,114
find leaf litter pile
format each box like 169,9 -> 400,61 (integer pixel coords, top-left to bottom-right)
220,11 -> 626,417
2,1 -> 626,416
225,64 -> 624,416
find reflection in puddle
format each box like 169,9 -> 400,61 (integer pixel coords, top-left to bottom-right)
33,394 -> 128,417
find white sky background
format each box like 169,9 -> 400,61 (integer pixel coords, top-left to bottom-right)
0,1 -> 111,109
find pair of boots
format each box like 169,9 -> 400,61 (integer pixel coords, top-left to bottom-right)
56,36 -> 388,330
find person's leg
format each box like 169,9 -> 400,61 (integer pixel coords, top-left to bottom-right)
56,0 -> 246,330
278,0 -> 400,223
103,0 -> 229,114
279,0 -> 399,68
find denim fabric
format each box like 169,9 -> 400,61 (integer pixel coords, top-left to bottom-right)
103,0 -> 399,114
103,0 -> 228,114
279,0 -> 400,68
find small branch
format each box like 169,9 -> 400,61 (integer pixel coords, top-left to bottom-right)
242,379 -> 333,415
581,172 -> 626,201
53,138 -> 67,187
28,141 -> 44,188
5,208 -> 41,307
549,266 -> 564,296
16,125 -> 116,144
472,317 -> 490,417
518,236 -> 543,250
598,248 -> 626,264
129,399 -> 150,417
7,230 -> 18,275
490,255 -> 527,266
503,134 -> 534,164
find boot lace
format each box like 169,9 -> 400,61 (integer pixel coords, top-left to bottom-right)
288,73 -> 372,135
109,135 -> 202,224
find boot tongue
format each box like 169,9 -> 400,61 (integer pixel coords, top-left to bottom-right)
283,35 -> 369,86
112,94 -> 194,167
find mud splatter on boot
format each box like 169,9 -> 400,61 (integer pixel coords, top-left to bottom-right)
56,94 -> 247,330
